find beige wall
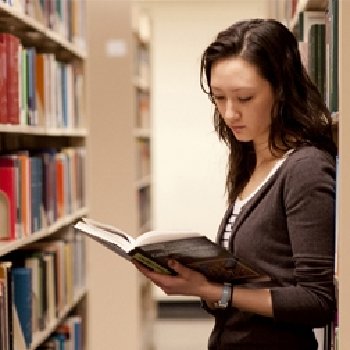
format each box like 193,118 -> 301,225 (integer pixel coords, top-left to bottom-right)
147,1 -> 270,238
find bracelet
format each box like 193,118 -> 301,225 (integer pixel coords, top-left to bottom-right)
215,282 -> 232,309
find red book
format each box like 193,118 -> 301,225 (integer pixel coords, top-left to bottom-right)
5,33 -> 20,125
0,157 -> 17,240
0,33 -> 7,124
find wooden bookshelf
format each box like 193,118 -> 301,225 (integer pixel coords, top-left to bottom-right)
85,1 -> 157,350
337,2 -> 350,349
0,1 -> 88,349
270,0 -> 345,348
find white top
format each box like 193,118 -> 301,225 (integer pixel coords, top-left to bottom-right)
222,151 -> 293,249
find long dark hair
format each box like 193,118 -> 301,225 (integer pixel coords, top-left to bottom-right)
200,19 -> 337,204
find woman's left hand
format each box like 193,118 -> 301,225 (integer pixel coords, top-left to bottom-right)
133,259 -> 215,299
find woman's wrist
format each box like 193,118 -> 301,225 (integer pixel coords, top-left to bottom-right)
197,281 -> 220,301
199,282 -> 229,303
200,282 -> 234,310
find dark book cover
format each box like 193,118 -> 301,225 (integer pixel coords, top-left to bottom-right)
130,235 -> 262,284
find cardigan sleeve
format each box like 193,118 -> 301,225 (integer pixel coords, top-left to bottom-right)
270,149 -> 336,327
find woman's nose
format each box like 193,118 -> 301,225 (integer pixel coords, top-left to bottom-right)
223,100 -> 240,121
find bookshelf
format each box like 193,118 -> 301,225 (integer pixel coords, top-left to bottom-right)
270,0 -> 350,349
85,1 -> 155,349
133,8 -> 156,350
0,1 -> 87,349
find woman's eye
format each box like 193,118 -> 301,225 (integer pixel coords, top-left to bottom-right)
238,96 -> 252,102
213,95 -> 225,101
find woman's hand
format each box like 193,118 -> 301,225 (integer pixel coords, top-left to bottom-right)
133,259 -> 220,300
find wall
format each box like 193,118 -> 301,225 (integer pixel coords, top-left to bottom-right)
147,1 -> 270,239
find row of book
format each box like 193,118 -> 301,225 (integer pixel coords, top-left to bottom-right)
0,227 -> 85,350
136,89 -> 150,129
0,147 -> 86,240
37,315 -> 82,350
1,0 -> 86,50
136,138 -> 151,180
296,1 -> 339,112
134,39 -> 150,89
138,185 -> 151,231
0,32 -> 85,128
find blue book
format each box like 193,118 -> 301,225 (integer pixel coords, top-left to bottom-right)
73,318 -> 82,350
12,267 -> 32,348
30,156 -> 43,233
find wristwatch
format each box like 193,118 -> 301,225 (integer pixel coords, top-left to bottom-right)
215,282 -> 232,309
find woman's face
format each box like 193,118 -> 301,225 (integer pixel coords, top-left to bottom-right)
210,56 -> 275,147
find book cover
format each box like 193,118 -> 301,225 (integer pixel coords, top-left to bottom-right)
12,267 -> 32,349
0,262 -> 13,350
328,0 -> 339,112
0,157 -> 17,240
5,33 -> 20,125
74,218 -> 264,284
30,155 -> 44,233
0,33 -> 7,124
35,53 -> 45,127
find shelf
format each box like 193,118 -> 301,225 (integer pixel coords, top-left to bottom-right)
0,2 -> 86,59
0,207 -> 88,257
134,128 -> 151,138
290,0 -> 328,30
0,124 -> 88,136
133,76 -> 150,91
30,287 -> 87,350
136,175 -> 152,189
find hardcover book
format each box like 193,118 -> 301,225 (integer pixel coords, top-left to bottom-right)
74,218 -> 263,284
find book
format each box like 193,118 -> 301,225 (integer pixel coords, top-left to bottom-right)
12,267 -> 32,349
0,262 -> 13,350
12,267 -> 31,350
4,33 -> 20,125
0,33 -> 7,124
0,156 -> 17,240
74,218 -> 263,284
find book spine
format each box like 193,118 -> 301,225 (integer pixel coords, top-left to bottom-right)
5,33 -> 20,125
0,33 -> 8,124
12,267 -> 32,349
0,158 -> 17,240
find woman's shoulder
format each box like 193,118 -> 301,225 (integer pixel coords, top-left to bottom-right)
278,146 -> 336,188
287,145 -> 335,167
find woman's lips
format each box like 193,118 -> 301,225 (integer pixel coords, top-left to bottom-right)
231,125 -> 245,132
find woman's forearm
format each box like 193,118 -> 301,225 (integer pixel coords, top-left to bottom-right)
203,283 -> 273,317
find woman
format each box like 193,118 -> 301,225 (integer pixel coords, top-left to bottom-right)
135,19 -> 337,349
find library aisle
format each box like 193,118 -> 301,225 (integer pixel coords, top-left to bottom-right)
154,318 -> 214,350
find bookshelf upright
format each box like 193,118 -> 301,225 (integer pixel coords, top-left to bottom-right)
0,0 -> 88,349
270,0 -> 350,349
85,1 -> 155,349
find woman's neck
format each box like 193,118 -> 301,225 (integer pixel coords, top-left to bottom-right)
254,141 -> 285,168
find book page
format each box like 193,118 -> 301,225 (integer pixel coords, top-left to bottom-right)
135,230 -> 201,247
74,221 -> 133,253
82,218 -> 134,242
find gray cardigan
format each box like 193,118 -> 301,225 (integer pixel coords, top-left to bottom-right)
207,146 -> 336,350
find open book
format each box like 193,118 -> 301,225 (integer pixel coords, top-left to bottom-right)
74,218 -> 263,284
